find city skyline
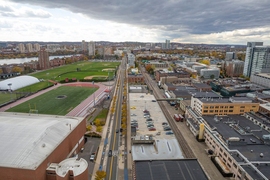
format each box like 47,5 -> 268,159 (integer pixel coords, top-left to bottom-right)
1,0 -> 270,45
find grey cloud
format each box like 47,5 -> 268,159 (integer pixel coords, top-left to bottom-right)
0,4 -> 13,12
6,0 -> 270,38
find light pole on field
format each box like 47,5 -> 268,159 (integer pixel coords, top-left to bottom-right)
7,83 -> 12,101
93,81 -> 95,106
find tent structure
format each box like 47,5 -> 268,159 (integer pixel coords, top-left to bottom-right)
0,75 -> 39,91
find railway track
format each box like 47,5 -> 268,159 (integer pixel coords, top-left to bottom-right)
142,70 -> 195,158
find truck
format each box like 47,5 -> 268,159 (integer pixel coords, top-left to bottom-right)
173,114 -> 180,122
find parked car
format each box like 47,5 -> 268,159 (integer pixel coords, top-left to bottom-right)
131,120 -> 137,123
164,127 -> 171,131
143,110 -> 149,113
148,127 -> 156,131
162,122 -> 168,125
166,131 -> 174,135
152,100 -> 156,102
156,132 -> 161,135
147,125 -> 154,128
146,118 -> 153,121
131,114 -> 137,116
116,129 -> 119,133
145,135 -> 149,140
144,115 -> 151,118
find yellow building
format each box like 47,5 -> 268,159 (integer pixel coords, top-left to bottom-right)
191,96 -> 259,116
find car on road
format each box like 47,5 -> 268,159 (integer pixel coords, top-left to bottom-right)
152,100 -> 157,102
116,129 -> 119,133
131,114 -> 137,116
90,153 -> 96,161
108,150 -> 112,157
166,131 -> 174,135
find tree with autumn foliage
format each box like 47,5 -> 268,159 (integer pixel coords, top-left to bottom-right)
95,170 -> 106,180
199,59 -> 210,65
12,66 -> 23,73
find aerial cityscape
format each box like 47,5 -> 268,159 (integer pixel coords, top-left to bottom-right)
0,0 -> 270,180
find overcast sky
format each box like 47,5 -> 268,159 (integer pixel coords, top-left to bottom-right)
1,0 -> 270,44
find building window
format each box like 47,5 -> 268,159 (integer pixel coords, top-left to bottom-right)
225,106 -> 228,108
220,106 -> 223,108
210,110 -> 214,113
205,106 -> 208,109
210,106 -> 214,109
233,163 -> 237,168
228,158 -> 232,162
215,110 -> 218,112
224,110 -> 228,112
229,106 -> 233,108
220,110 -> 223,112
204,110 -> 208,113
215,106 -> 219,108
229,110 -> 233,112
220,148 -> 223,152
240,106 -> 245,108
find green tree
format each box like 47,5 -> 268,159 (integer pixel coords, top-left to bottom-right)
96,126 -> 102,133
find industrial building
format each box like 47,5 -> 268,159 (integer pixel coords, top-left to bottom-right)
185,108 -> 270,180
0,112 -> 87,180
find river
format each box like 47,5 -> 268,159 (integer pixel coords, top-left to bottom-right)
0,55 -> 79,65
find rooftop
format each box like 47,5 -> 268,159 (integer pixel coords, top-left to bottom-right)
192,91 -> 221,98
0,112 -> 84,170
202,115 -> 270,162
193,83 -> 211,89
199,96 -> 253,103
56,158 -> 88,177
134,160 -> 208,180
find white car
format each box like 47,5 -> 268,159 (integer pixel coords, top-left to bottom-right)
131,114 -> 137,116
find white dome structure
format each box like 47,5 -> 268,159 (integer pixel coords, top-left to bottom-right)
0,75 -> 39,91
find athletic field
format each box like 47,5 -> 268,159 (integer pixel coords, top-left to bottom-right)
6,86 -> 97,115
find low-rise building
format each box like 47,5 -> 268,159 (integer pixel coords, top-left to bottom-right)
250,73 -> 270,88
191,96 -> 260,116
200,68 -> 220,79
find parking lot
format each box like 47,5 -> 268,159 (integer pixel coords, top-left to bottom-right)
78,137 -> 101,179
129,92 -> 175,139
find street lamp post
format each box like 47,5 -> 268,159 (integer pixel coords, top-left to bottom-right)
7,83 -> 12,101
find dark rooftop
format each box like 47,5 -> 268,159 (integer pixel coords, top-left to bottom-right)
202,115 -> 270,162
193,83 -> 211,89
192,91 -> 221,98
135,160 -> 208,180
199,96 -> 253,103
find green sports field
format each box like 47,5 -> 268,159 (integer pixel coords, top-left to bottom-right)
6,86 -> 97,115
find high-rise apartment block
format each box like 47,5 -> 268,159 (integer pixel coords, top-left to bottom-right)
38,49 -> 50,70
82,40 -> 88,52
88,41 -> 95,56
243,42 -> 270,77
33,43 -> 40,52
165,39 -> 170,49
26,43 -> 33,53
18,43 -> 25,53
225,52 -> 237,61
224,60 -> 244,77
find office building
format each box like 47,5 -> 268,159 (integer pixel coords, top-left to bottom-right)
200,68 -> 220,79
243,42 -> 270,77
127,53 -> 135,67
191,95 -> 259,116
38,49 -> 50,70
88,41 -> 95,56
46,44 -> 61,52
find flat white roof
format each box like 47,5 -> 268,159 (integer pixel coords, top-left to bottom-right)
56,158 -> 88,177
132,139 -> 184,161
0,112 -> 84,170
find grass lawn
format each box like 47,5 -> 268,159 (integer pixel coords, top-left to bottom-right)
16,81 -> 54,93
95,109 -> 109,120
31,61 -> 120,81
0,92 -> 17,105
6,86 -> 97,115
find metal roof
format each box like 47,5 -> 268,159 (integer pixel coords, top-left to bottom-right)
0,112 -> 84,170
